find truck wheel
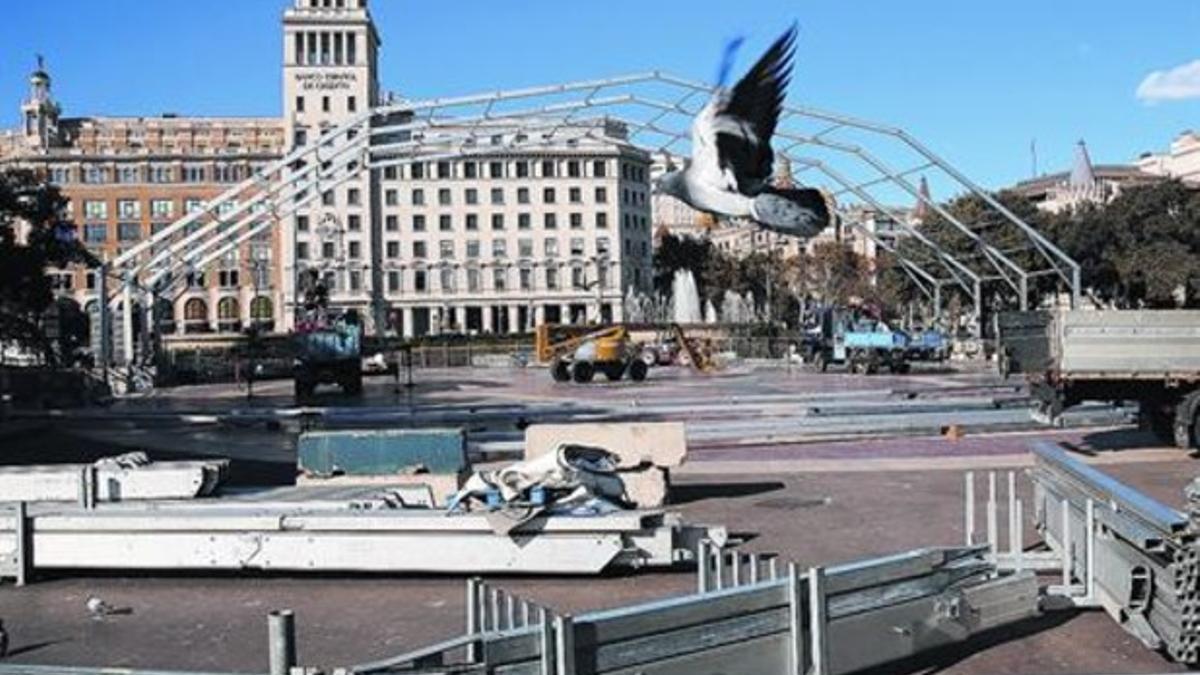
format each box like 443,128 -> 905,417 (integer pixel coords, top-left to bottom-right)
295,378 -> 314,401
602,363 -> 625,381
551,359 -> 572,382
892,361 -> 911,375
628,358 -> 648,382
1173,391 -> 1200,450
1139,400 -> 1175,445
813,351 -> 829,372
572,361 -> 595,383
343,373 -> 363,396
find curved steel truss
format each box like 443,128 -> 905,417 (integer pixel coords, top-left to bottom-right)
100,72 -> 1080,365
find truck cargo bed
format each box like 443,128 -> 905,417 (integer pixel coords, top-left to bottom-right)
1001,310 -> 1200,380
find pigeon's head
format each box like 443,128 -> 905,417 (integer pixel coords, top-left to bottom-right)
652,169 -> 685,199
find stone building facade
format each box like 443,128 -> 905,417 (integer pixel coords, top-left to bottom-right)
0,0 -> 653,342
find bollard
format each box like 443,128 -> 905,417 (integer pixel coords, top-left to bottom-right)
268,610 -> 297,675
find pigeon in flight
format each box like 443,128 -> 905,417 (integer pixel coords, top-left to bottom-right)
655,25 -> 830,238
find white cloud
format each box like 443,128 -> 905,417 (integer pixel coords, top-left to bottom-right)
1136,59 -> 1200,102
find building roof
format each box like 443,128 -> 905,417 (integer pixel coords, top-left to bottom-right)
1011,164 -> 1157,195
1069,140 -> 1096,188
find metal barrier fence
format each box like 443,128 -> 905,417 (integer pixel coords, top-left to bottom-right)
340,543 -> 1037,675
0,543 -> 1038,675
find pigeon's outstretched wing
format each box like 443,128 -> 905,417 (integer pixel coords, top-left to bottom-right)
713,24 -> 797,195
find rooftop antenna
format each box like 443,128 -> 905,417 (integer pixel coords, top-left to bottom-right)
1030,138 -> 1038,178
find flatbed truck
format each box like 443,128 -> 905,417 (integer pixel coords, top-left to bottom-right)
999,309 -> 1200,450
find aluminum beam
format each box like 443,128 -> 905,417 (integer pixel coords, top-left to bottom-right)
0,501 -> 716,577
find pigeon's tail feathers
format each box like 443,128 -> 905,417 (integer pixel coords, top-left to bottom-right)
749,187 -> 830,238
715,36 -> 746,87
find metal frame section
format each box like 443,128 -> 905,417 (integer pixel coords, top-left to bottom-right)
101,72 -> 1081,369
967,441 -> 1199,665
340,544 -> 1038,675
0,491 -> 719,578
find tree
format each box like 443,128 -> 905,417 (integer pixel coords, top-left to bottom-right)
804,240 -> 871,308
653,233 -> 718,300
1048,180 -> 1200,308
0,169 -> 95,362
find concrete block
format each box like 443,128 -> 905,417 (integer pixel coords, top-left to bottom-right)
619,466 -> 669,508
298,428 -> 468,479
524,422 -> 687,469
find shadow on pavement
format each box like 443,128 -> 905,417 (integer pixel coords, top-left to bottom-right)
669,481 -> 785,504
5,639 -> 72,659
1079,427 -> 1163,453
856,609 -> 1085,675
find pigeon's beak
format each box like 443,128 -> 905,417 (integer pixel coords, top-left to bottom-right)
651,178 -> 663,195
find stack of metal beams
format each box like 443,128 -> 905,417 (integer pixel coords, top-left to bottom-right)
1032,442 -> 1199,663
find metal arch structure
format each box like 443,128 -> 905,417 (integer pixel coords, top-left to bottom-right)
99,71 -> 1080,369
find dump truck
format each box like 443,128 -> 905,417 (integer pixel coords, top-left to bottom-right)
535,324 -> 649,384
293,310 -> 363,400
999,309 -> 1200,449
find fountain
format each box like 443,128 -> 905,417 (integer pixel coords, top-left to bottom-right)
623,287 -> 645,323
721,289 -> 755,324
671,269 -> 703,324
704,299 -> 718,324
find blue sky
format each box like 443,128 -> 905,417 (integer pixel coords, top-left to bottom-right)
1,0 -> 1198,191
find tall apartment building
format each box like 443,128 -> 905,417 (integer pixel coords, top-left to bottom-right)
0,59 -> 287,338
0,0 -> 652,345
372,127 -> 653,337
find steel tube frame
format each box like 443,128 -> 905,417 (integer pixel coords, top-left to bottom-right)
95,70 -> 1079,371
790,158 -> 981,297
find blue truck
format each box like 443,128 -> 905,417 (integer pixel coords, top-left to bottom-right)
806,309 -> 912,375
906,328 -> 950,362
